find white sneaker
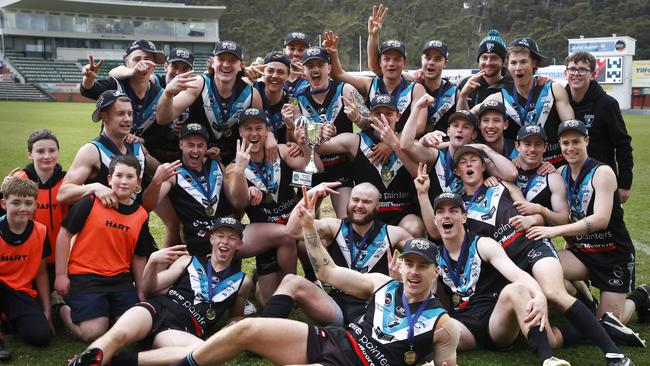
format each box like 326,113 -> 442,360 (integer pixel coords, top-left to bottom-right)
542,356 -> 571,366
244,299 -> 257,316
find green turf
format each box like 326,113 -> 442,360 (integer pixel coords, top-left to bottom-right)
0,101 -> 649,365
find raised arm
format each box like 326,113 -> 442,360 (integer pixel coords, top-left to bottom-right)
299,188 -> 390,298
400,94 -> 439,163
366,4 -> 388,76
456,71 -> 485,111
414,163 -> 440,239
156,72 -> 202,125
142,160 -> 180,211
468,143 -> 517,181
141,246 -> 190,297
285,183 -> 341,240
323,31 -> 372,95
551,82 -> 575,121
224,140 -> 252,211
57,144 -> 117,207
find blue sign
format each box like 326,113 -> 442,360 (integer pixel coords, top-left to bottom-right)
569,41 -> 616,53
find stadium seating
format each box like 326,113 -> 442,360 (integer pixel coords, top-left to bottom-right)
7,56 -> 82,83
0,80 -> 53,101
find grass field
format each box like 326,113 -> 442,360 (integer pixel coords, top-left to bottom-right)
0,101 -> 649,365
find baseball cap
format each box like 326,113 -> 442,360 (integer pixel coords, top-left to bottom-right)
167,48 -> 194,68
509,37 -> 548,66
478,100 -> 506,118
212,217 -> 244,239
264,50 -> 291,70
239,108 -> 268,126
400,238 -> 439,264
283,32 -> 310,48
517,124 -> 547,141
422,40 -> 448,59
179,123 -> 209,141
477,29 -> 507,61
448,110 -> 478,129
433,192 -> 466,213
91,90 -> 129,123
302,47 -> 330,64
370,94 -> 398,111
126,39 -> 166,64
379,40 -> 407,57
213,41 -> 243,60
557,119 -> 588,137
453,145 -> 485,166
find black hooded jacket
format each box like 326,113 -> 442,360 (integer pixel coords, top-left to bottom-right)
567,80 -> 633,190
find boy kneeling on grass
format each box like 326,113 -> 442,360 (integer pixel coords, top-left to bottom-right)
54,155 -> 157,342
0,177 -> 53,360
68,217 -> 252,366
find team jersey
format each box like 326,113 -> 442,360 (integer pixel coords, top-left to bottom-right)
88,134 -> 146,189
425,79 -> 457,133
255,81 -> 290,143
463,183 -> 537,260
514,167 -> 552,209
298,81 -> 353,172
23,163 -> 68,264
436,233 -> 506,312
0,219 -> 49,297
428,147 -> 464,200
347,280 -> 446,366
368,76 -> 415,132
560,159 -> 634,265
244,155 -> 298,224
62,195 -> 156,292
285,76 -> 309,98
163,256 -> 245,337
500,78 -> 563,165
188,75 -> 254,164
457,74 -> 513,110
170,159 -> 232,256
351,132 -> 418,225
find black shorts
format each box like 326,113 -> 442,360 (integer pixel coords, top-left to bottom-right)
570,248 -> 635,293
66,288 -> 138,323
135,296 -> 201,341
306,325 -> 363,366
511,238 -> 558,273
256,248 -> 280,276
453,296 -> 502,350
0,281 -> 46,320
312,160 -> 354,188
329,290 -> 367,325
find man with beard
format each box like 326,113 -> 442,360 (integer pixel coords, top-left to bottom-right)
316,94 -> 424,237
448,144 -> 639,364
262,182 -> 412,326
564,51 -> 633,203
456,29 -> 513,111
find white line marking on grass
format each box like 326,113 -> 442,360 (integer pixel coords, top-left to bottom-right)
634,240 -> 650,257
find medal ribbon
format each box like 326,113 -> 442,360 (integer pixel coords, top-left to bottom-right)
206,261 -> 232,303
258,82 -> 286,133
440,233 -> 470,289
247,161 -> 276,193
523,171 -> 539,196
512,79 -> 536,125
401,291 -> 431,349
443,148 -> 455,187
208,78 -> 239,128
464,184 -> 486,211
377,76 -> 405,100
181,162 -> 214,205
427,79 -> 447,114
359,131 -> 399,173
346,221 -> 377,269
99,132 -> 134,156
563,158 -> 592,209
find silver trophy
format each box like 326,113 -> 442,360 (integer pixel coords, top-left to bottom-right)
291,115 -> 330,188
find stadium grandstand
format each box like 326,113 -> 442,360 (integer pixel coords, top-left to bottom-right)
0,0 -> 225,101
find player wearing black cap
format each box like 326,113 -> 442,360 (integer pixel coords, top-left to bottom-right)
419,190 -> 568,366
170,190 -> 459,366
451,143 -> 638,365
67,218 -> 252,366
316,94 -> 424,237
400,96 -> 517,199
142,123 -> 248,257
564,51 -> 633,204
283,32 -> 311,97
253,51 -> 292,143
292,46 -> 359,218
80,40 -> 175,161
156,40 -> 267,165
477,37 -> 575,167
457,29 -> 513,110
419,40 -> 457,133
325,26 -> 426,136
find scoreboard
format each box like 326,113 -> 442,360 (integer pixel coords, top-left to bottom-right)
595,56 -> 623,84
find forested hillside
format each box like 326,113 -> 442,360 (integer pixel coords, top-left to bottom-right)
151,0 -> 650,69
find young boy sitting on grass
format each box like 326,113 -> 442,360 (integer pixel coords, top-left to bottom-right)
55,155 -> 157,342
0,177 -> 53,360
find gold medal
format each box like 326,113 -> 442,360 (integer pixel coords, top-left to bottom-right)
205,206 -> 215,217
452,293 -> 461,306
135,186 -> 142,194
288,97 -> 299,107
381,168 -> 394,181
403,350 -> 417,365
223,126 -> 232,137
206,306 -> 216,321
264,191 -> 274,204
